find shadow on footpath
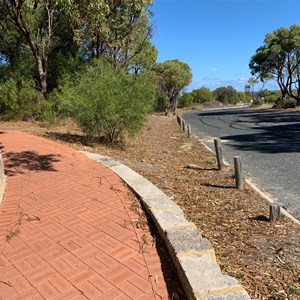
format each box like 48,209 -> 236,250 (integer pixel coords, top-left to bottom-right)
143,211 -> 187,299
3,151 -> 61,176
45,132 -> 125,149
45,132 -> 92,145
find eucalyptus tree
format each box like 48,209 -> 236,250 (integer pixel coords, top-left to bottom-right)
249,25 -> 300,105
0,0 -> 75,98
153,59 -> 192,113
213,86 -> 237,104
0,0 -> 156,98
72,0 -> 155,70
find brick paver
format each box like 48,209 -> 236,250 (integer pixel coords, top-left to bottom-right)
0,131 -> 182,299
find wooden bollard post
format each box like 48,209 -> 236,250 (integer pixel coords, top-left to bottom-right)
269,204 -> 281,222
180,117 -> 184,130
182,119 -> 186,132
214,138 -> 224,170
234,156 -> 243,190
177,115 -> 181,125
187,124 -> 191,138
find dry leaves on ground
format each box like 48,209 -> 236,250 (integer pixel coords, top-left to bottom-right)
1,113 -> 300,299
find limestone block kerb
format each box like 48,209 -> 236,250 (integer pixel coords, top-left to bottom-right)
165,226 -> 215,258
179,255 -> 249,300
83,151 -> 251,300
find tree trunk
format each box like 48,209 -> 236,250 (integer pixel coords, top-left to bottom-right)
36,56 -> 48,98
166,99 -> 177,115
95,33 -> 100,59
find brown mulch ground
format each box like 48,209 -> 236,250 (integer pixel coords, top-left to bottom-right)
0,113 -> 300,300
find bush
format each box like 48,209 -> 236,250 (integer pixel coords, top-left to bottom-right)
213,86 -> 237,104
273,97 -> 297,109
178,93 -> 194,108
58,61 -> 156,143
155,93 -> 169,111
0,78 -> 44,120
233,92 -> 247,103
192,87 -> 213,103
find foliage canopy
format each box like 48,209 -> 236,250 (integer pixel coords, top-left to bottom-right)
153,59 -> 192,113
249,25 -> 300,105
58,61 -> 156,143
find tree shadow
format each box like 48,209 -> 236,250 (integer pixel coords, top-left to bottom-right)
142,204 -> 187,298
153,234 -> 187,299
0,132 -> 5,151
3,151 -> 61,176
185,166 -> 218,171
45,132 -> 125,149
194,109 -> 300,154
45,132 -> 93,146
221,122 -> 300,154
201,182 -> 234,189
249,214 -> 269,222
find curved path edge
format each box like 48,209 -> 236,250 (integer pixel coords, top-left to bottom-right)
0,150 -> 6,205
82,151 -> 250,300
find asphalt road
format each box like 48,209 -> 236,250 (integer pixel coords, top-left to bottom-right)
183,107 -> 300,219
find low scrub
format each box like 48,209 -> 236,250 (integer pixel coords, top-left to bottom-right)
58,61 -> 156,144
273,97 -> 297,109
0,78 -> 45,121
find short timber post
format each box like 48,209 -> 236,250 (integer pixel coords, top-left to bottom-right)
234,156 -> 243,190
182,119 -> 186,132
187,124 -> 192,138
269,204 -> 281,222
214,138 -> 224,170
180,118 -> 184,130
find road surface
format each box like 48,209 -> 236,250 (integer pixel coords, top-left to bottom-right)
183,108 -> 300,219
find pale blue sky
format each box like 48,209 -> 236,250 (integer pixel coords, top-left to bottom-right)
151,0 -> 300,91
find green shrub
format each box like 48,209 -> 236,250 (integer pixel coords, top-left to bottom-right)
0,78 -> 44,120
273,97 -> 297,109
178,93 -> 194,108
233,92 -> 247,103
191,87 -> 213,104
263,91 -> 282,103
155,93 -> 169,111
58,61 -> 156,143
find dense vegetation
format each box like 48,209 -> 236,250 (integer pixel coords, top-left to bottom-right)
250,24 -> 300,106
181,23 -> 300,109
0,0 -> 194,142
179,86 -> 251,107
1,2 -> 299,143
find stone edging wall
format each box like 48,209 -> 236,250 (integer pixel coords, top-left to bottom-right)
82,151 -> 250,300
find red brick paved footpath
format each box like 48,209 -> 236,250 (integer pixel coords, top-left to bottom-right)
0,131 -> 183,300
